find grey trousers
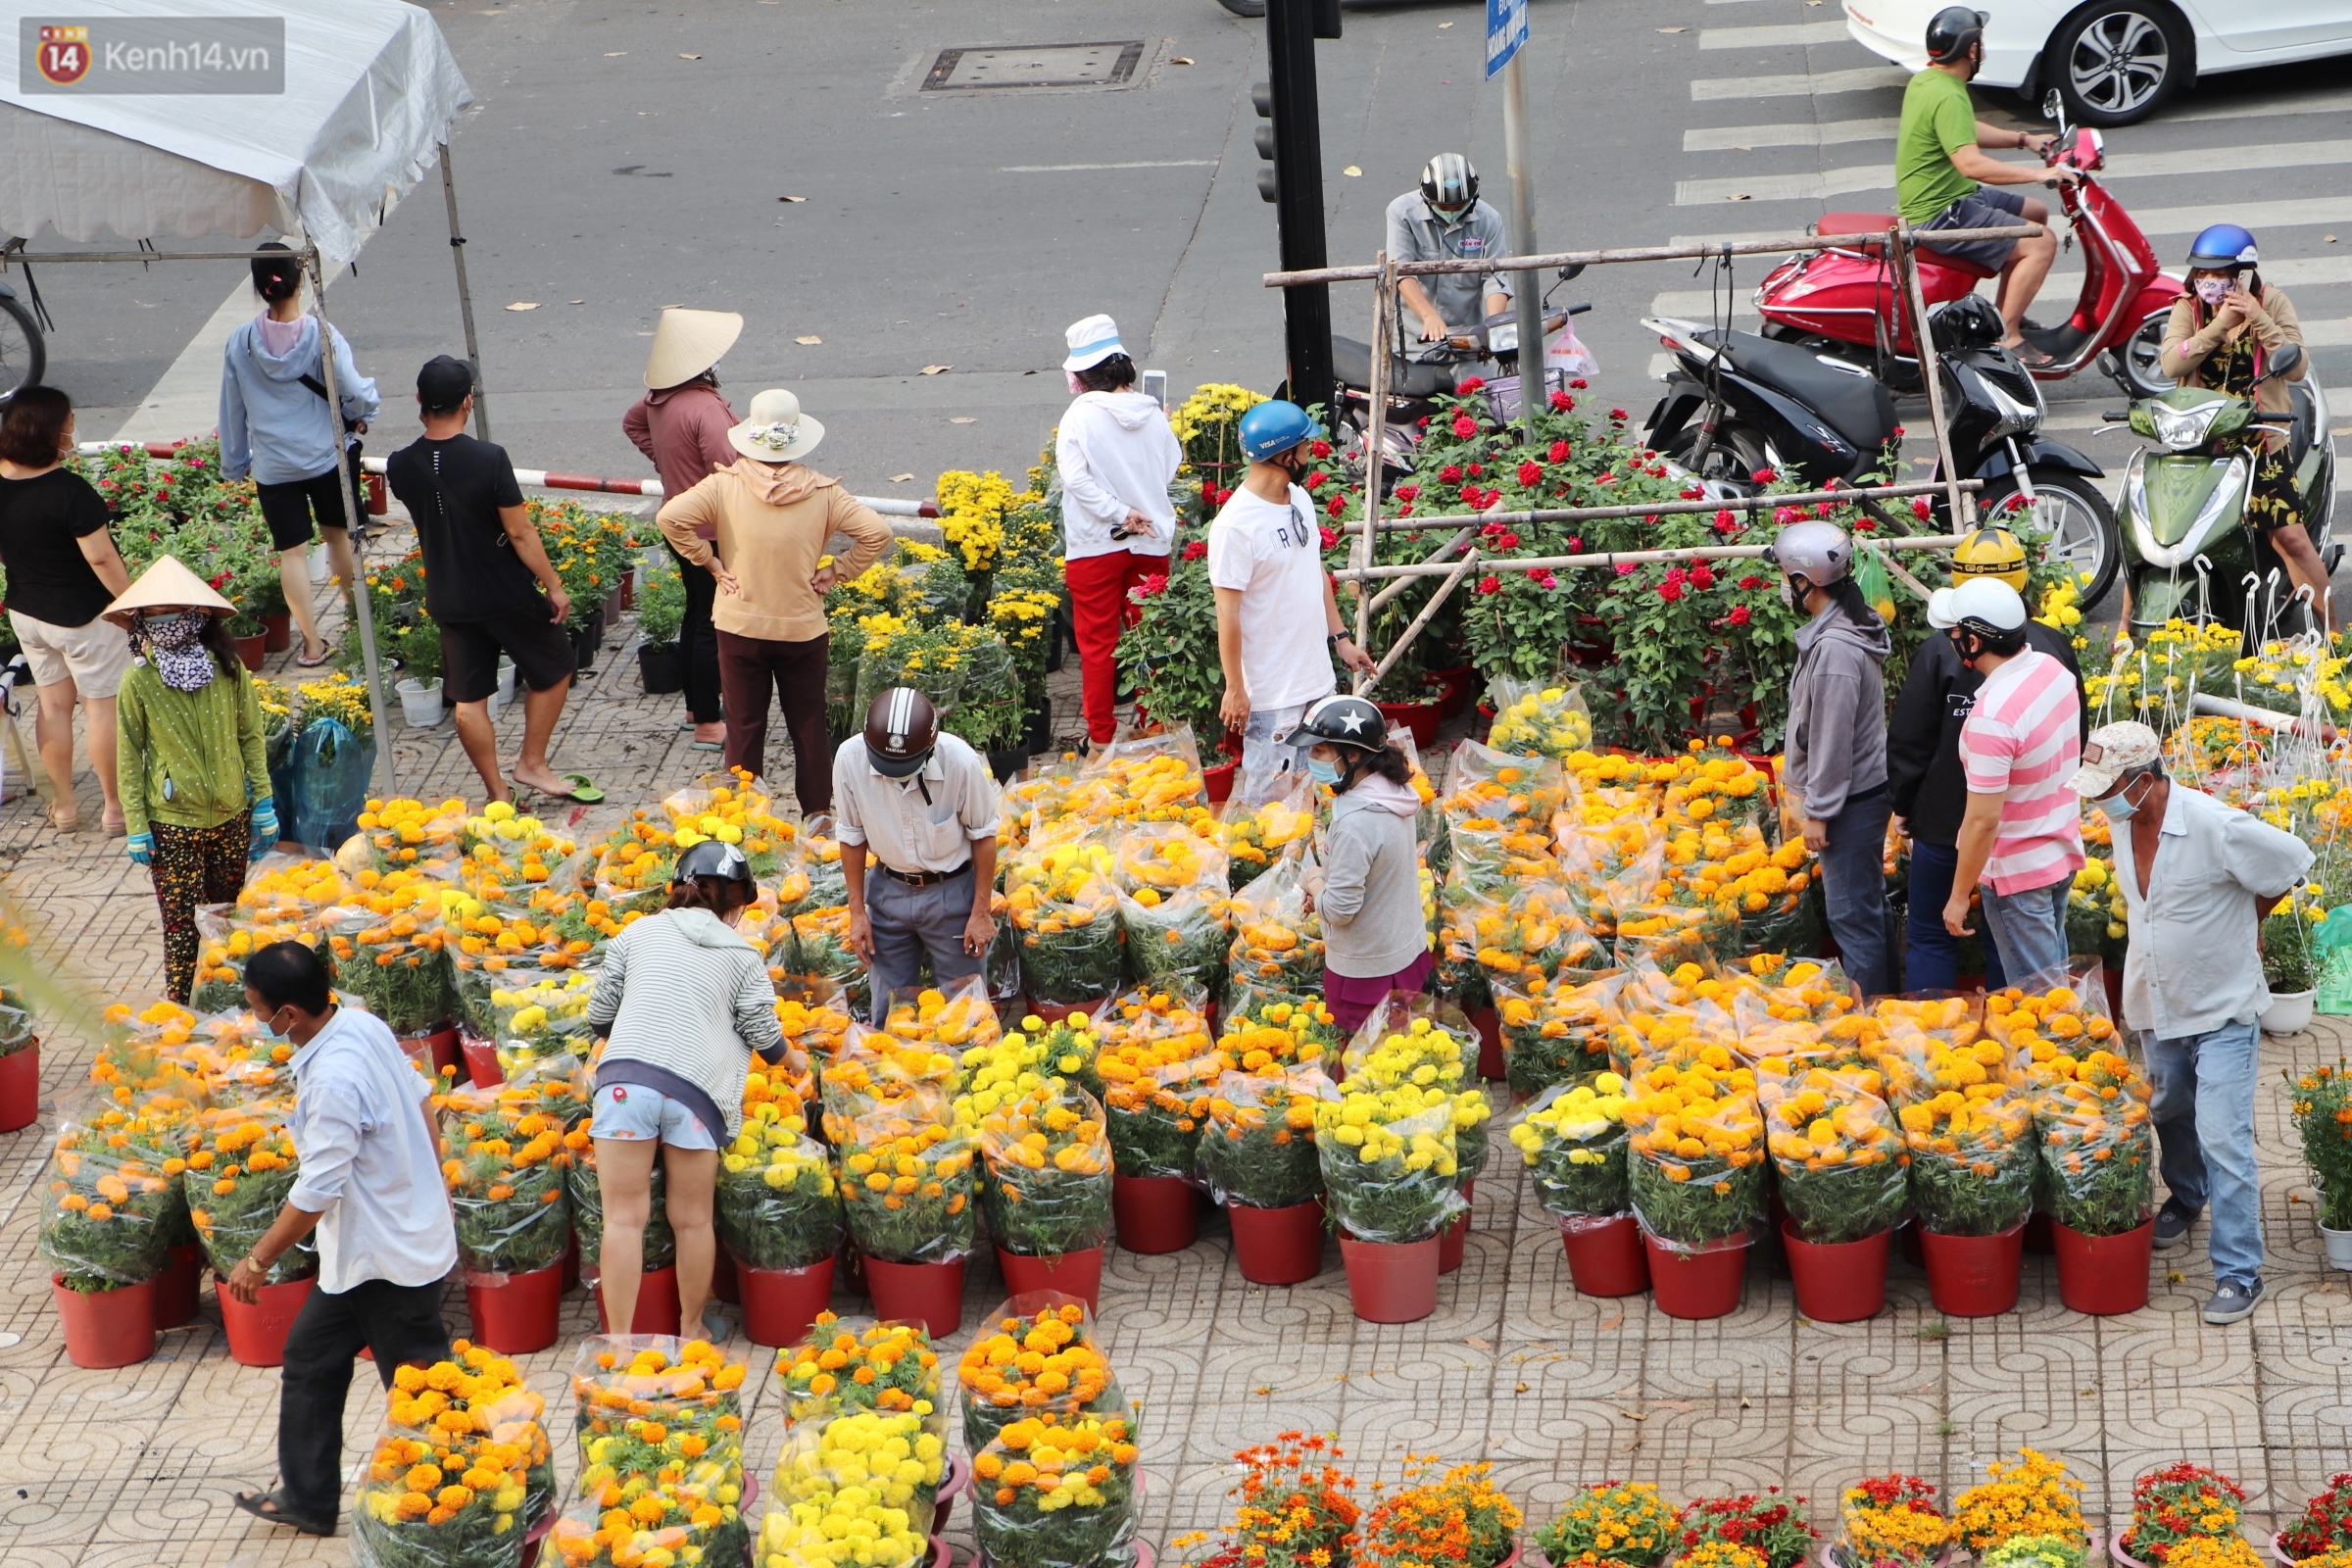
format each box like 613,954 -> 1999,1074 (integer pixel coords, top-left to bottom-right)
865,864 -> 984,1022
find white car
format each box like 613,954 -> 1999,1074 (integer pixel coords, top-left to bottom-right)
1845,0 -> 2352,124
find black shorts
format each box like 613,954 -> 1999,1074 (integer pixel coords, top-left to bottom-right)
439,608 -> 575,703
255,444 -> 368,552
1920,186 -> 2030,273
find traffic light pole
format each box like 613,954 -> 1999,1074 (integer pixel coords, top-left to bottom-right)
1266,0 -> 1334,415
1500,51 -> 1546,442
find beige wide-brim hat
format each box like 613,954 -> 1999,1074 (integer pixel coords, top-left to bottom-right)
644,307 -> 744,390
727,387 -> 825,463
103,555 -> 235,628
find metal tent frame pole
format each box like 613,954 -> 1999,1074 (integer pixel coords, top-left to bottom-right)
440,141 -> 491,442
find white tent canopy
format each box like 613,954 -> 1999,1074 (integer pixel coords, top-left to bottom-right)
0,0 -> 471,266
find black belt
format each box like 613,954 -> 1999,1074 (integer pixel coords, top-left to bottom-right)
878,859 -> 970,887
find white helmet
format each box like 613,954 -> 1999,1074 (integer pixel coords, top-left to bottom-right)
1942,576 -> 2028,641
1763,520 -> 1851,587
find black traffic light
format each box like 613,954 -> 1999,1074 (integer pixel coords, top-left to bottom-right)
1258,0 -> 1335,413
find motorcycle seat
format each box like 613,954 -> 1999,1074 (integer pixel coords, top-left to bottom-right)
1813,211 -> 1997,280
1331,334 -> 1462,399
1691,326 -> 1898,454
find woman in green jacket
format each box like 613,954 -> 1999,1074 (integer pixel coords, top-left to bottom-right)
106,557 -> 278,1002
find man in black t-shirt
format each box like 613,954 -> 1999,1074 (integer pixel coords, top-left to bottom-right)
384,357 -> 599,804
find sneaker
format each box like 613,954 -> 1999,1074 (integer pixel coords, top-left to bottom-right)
2152,1204 -> 2198,1250
2201,1278 -> 2264,1325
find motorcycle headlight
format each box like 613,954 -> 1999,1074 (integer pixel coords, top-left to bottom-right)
2130,453 -> 2249,570
2148,400 -> 2222,450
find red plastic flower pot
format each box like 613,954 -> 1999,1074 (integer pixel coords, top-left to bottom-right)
1643,1231 -> 1748,1320
595,1264 -> 683,1335
934,1453 -> 972,1535
1781,1222 -> 1891,1323
399,1026 -> 463,1085
1227,1200 -> 1326,1286
466,1261 -> 565,1354
711,1246 -> 740,1305
260,611 -> 293,653
51,1274 -> 157,1369
1376,700 -> 1440,748
1918,1222 -> 2025,1317
997,1246 -> 1103,1309
151,1241 -> 205,1330
1559,1213 -> 1649,1298
1204,760 -> 1239,804
1022,998 -> 1099,1027
220,1274 -> 316,1368
737,1254 -> 837,1348
1470,1007 -> 1504,1082
462,1036 -> 504,1088
1339,1235 -> 1442,1323
518,1508 -> 559,1568
1112,1174 -> 1199,1254
862,1255 -> 966,1337
1439,1179 -> 1476,1275
2051,1218 -> 2153,1315
0,1040 -> 39,1133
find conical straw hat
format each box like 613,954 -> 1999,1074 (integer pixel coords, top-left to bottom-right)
103,555 -> 235,627
644,308 -> 745,390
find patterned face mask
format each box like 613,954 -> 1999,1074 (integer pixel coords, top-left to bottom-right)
2194,276 -> 2231,307
141,612 -> 217,693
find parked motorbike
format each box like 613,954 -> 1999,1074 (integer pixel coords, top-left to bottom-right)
1642,295 -> 2120,602
2107,341 -> 2340,637
1754,91 -> 2180,400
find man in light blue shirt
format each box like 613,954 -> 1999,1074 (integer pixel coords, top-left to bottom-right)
227,941 -> 456,1538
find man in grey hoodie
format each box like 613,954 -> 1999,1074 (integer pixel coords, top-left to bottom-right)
1772,521 -> 1894,996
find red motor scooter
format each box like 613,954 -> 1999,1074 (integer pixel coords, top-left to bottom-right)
1754,91 -> 2181,400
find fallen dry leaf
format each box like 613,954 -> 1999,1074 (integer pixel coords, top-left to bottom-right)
2166,1270 -> 2184,1284
1730,193 -> 1752,201
1514,1383 -> 1530,1394
605,51 -> 626,57
1254,1385 -> 1275,1396
950,416 -> 977,424
1343,166 -> 1362,176
1466,1336 -> 1492,1350
888,472 -> 915,483
919,364 -> 952,375
1658,25 -> 1688,32
1618,1408 -> 1647,1421
679,52 -> 701,60
778,195 -> 808,203
1598,1312 -> 1625,1332
1438,20 -> 1453,26
1652,1399 -> 1694,1411
795,335 -> 822,345
567,299 -> 583,305
1740,1397 -> 1752,1409
1171,55 -> 1195,65
505,302 -> 540,311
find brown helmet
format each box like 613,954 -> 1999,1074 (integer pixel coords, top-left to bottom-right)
862,687 -> 938,778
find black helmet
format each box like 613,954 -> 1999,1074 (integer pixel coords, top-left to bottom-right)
1930,294 -> 2006,351
863,687 -> 939,779
1925,6 -> 1988,62
1419,154 -> 1478,215
674,838 -> 753,887
1281,694 -> 1388,754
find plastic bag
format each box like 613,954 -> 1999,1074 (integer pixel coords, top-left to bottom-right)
1494,969 -> 1624,1099
1623,1054 -> 1765,1250
1316,1097 -> 1465,1244
291,716 -> 375,851
834,1091 -> 977,1264
1213,993 -> 1342,1074
567,1383 -> 751,1568
823,1020 -> 963,1127
1451,870 -> 1603,995
1758,1061 -> 1909,1245
1004,832 -> 1126,1006
1216,768 -> 1318,890
790,906 -> 869,1000
879,977 -> 1003,1056
1114,823 -> 1232,999
1617,900 -> 1740,969
978,1080 -> 1113,1257
1485,679 -> 1594,761
1660,751 -> 1775,833
0,998 -> 32,1060
956,1294 -> 1126,1455
39,1106 -> 178,1288
1198,1067 -> 1334,1211
1899,1079 -> 2035,1237
1095,988 -> 1218,1179
777,1315 -> 945,1434
484,965 -> 599,1082
2031,1043 -> 2155,1237
717,1123 -> 839,1273
180,1100 -> 315,1283
1984,966 -> 2127,1096
971,1409 -> 1142,1568
1227,851 -> 1325,997
1080,729 -> 1205,822
1509,1077 -> 1635,1219
1340,997 -> 1491,1183
550,1490 -> 739,1568
777,982 -> 856,1066
760,1410 -> 945,1568
352,1366 -> 542,1568
565,1136 -> 674,1277
1441,741 -> 1568,883
569,1335 -> 751,1463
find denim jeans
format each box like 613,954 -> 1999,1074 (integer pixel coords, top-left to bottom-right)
2145,1019 -> 2265,1286
1241,702 -> 1312,782
1905,840 -> 2008,993
1980,877 -> 2071,986
1819,786 -> 1892,997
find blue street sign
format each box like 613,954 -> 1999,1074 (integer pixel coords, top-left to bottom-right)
1486,0 -> 1528,77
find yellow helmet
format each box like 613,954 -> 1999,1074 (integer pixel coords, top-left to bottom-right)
1950,526 -> 2028,593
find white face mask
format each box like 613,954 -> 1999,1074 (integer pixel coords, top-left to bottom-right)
2194,276 -> 2231,307
1779,577 -> 1802,612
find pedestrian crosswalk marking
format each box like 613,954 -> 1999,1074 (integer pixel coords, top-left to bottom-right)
1691,66 -> 1905,98
1675,137 -> 2352,205
1698,21 -> 1852,48
1685,117 -> 1899,151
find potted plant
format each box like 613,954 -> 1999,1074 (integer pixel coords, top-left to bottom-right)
765,1408 -> 948,1568
1200,1066 -> 1334,1285
1316,1031 -> 1468,1323
777,1314 -> 943,1433
1834,1475 -> 1949,1568
2264,901 -> 2322,1035
1358,1461 -> 1524,1568
1882,1002 -> 2035,1315
2032,1044 -> 2157,1313
1625,1055 -> 1766,1319
440,1084 -> 570,1354
1097,988 -> 1218,1254
185,1101 -> 320,1365
1536,1481 -> 1676,1568
831,1096 -> 977,1337
2287,1064 -> 2352,1269
976,1079 -> 1113,1307
1675,1493 -> 1819,1568
956,1298 -> 1123,1455
40,1112 -> 171,1369
1173,1431 -> 1359,1568
635,550 -> 687,693
2115,1464 -> 2247,1568
0,985 -> 37,1134
971,1411 -> 1142,1568
716,1066 -> 841,1348
2278,1476 -> 2352,1566
1762,1065 -> 1908,1322
1509,1075 -> 1645,1297
1950,1450 -> 2093,1568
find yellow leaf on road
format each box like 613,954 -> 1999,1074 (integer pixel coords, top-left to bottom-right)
795,335 -> 822,345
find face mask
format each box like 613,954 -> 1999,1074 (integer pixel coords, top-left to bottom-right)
2194,276 -> 2231,307
1779,577 -> 1802,612
2097,774 -> 2147,823
1307,757 -> 1345,786
1066,369 -> 1088,396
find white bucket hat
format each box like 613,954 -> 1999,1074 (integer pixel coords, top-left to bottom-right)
644,308 -> 744,390
1062,314 -> 1126,372
727,388 -> 825,463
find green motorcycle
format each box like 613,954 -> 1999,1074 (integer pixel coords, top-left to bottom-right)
2112,341 -> 2338,636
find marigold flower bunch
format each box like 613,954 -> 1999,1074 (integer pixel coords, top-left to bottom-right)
1315,1074 -> 1464,1244
1357,1459 -> 1522,1568
462,798 -> 574,870
1624,1054 -> 1764,1247
1084,746 -> 1205,822
762,1407 -> 949,1568
1675,1492 -> 1816,1568
2148,1542 -> 2260,1568
719,1067 -> 838,1273
1898,1081 -> 2036,1237
957,1300 -> 1121,1450
358,1343 -> 550,1557
1097,990 -> 1218,1179
884,983 -> 1002,1055
1448,877 -> 1603,987
1512,1075 -> 1633,1218
1216,998 -> 1339,1074
1537,1481 -> 1676,1568
355,795 -> 470,866
779,1314 -> 943,1431
1610,1004 -> 1744,1077
40,1108 -> 183,1289
790,905 -> 867,995
2033,1047 -> 2155,1237
1759,1064 -> 1909,1245
1173,1431 -> 1358,1568
438,1084 -> 570,1277
1950,1450 -> 2084,1554
1442,745 -> 1571,879
1004,837 -> 1126,1004
1494,969 -> 1622,1098
1229,859 -> 1326,996
298,670 -> 373,734
826,1022 -> 963,1120
971,1411 -> 1142,1568
1838,1475 -> 1947,1568
979,1079 -> 1114,1256
573,1338 -> 750,1467
1490,683 -> 1595,761
777,990 -> 856,1064
182,1100 -> 312,1283
1983,985 -> 2121,1087
2287,1065 -> 2352,1229
833,1102 -> 977,1265
487,967 -> 599,1078
1218,793 -> 1317,889
1199,1068 -> 1332,1211
2120,1463 -> 2246,1565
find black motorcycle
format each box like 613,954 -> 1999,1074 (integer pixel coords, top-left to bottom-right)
1642,295 -> 2120,604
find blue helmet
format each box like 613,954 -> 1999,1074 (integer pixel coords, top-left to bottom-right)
1238,400 -> 1316,463
2186,223 -> 2259,271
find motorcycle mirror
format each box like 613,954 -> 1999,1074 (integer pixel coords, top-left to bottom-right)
1557,263 -> 1586,281
2040,88 -> 2064,124
2265,342 -> 2305,381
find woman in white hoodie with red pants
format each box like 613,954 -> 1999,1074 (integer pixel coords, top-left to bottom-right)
1055,315 -> 1180,746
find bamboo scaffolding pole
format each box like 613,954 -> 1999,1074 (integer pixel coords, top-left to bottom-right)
1895,221 -> 1975,531
1354,252 -> 1392,650
1348,477 -> 1975,534
1366,522 -> 1481,614
1339,532 -> 1972,583
1263,224 -> 2042,287
1357,549 -> 1482,696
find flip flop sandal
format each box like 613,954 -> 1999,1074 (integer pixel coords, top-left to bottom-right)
295,646 -> 335,668
514,773 -> 608,806
233,1489 -> 334,1537
689,739 -> 724,752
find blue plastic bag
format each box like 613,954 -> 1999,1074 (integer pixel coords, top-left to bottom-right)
289,717 -> 374,852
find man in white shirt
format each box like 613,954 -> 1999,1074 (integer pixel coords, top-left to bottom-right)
2072,720 -> 2313,1326
1209,400 -> 1374,778
836,687 -> 1002,1021
227,941 -> 456,1539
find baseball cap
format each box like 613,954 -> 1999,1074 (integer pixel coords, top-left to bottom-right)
2067,721 -> 2162,797
416,354 -> 475,412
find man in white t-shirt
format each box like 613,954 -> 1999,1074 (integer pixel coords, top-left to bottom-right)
1207,400 -> 1375,777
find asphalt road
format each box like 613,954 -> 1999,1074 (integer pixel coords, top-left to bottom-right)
23,0 -> 2352,514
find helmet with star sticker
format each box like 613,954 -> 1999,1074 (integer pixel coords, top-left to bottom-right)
1282,693 -> 1388,753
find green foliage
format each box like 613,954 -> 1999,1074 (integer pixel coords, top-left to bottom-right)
635,551 -> 686,645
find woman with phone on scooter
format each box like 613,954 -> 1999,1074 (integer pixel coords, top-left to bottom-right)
2159,224 -> 2324,627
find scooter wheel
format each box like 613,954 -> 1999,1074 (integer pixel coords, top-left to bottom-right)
1982,470 -> 2119,610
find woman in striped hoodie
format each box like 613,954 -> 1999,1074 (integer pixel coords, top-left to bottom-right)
586,838 -> 784,1335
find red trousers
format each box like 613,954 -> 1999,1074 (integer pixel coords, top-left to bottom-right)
1063,552 -> 1161,745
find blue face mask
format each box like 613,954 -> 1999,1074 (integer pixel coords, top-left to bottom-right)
1307,757 -> 1345,786
2097,774 -> 2147,822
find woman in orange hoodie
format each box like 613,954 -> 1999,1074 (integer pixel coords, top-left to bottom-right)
656,388 -> 893,813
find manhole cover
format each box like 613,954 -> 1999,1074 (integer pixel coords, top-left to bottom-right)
922,40 -> 1145,91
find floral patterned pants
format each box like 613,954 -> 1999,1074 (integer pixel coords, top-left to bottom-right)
151,814 -> 250,1003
